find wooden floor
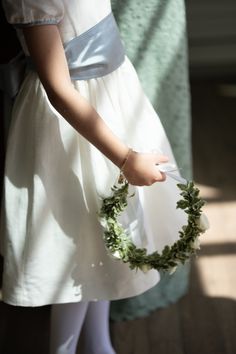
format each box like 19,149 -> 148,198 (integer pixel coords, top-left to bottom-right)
0,79 -> 236,354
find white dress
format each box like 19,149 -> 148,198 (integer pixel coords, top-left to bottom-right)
1,0 -> 187,306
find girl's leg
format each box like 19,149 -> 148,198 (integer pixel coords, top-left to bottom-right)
81,300 -> 116,354
50,302 -> 89,354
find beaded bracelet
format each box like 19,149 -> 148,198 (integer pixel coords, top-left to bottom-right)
118,148 -> 133,183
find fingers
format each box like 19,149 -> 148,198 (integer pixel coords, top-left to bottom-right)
122,151 -> 169,186
155,154 -> 169,165
153,153 -> 168,183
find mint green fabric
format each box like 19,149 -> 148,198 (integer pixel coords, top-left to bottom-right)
110,0 -> 192,321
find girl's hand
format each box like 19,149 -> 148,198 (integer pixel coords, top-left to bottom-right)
122,151 -> 169,186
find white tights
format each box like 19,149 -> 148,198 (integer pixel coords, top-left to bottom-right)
49,301 -> 116,354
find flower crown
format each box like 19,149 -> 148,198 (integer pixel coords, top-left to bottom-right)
99,176 -> 209,274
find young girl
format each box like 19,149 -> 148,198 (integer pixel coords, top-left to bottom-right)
1,1 -> 186,353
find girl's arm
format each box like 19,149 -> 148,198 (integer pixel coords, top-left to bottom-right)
23,24 -> 168,186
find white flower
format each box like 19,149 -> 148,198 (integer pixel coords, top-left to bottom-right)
112,250 -> 122,259
99,217 -> 109,230
190,237 -> 201,250
197,213 -> 210,232
169,266 -> 177,275
140,264 -> 152,273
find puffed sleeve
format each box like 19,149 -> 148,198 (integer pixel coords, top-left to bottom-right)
2,0 -> 64,27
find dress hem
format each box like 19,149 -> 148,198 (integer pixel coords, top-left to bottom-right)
2,276 -> 160,307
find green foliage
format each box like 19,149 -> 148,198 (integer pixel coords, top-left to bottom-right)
99,179 -> 207,273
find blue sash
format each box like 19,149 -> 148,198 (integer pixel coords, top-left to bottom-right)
0,52 -> 26,98
0,13 -> 125,98
27,12 -> 125,81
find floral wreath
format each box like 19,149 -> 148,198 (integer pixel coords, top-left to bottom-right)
99,176 -> 209,274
